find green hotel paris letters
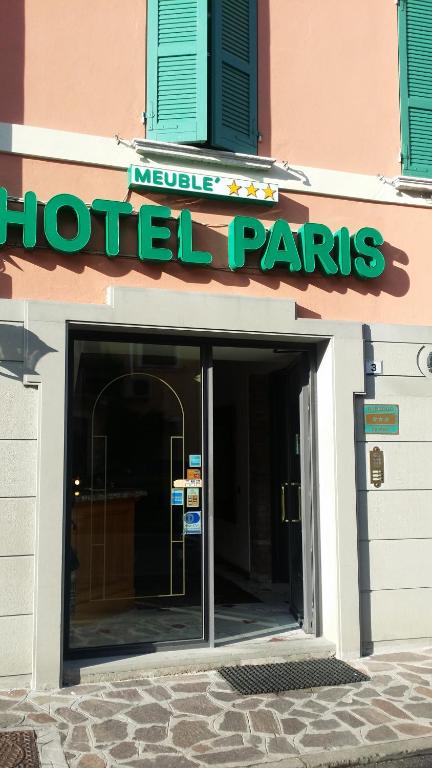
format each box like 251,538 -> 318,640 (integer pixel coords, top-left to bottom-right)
0,188 -> 385,279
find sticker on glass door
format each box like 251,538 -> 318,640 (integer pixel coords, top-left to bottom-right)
184,511 -> 202,535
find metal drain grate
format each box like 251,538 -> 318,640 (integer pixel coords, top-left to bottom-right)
219,657 -> 370,695
0,731 -> 40,768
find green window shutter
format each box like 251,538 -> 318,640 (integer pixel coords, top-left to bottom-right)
399,0 -> 432,177
211,0 -> 258,154
146,0 -> 208,143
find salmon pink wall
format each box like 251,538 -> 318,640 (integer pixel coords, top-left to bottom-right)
0,1 -> 401,177
0,0 -> 146,140
258,0 -> 402,176
0,158 -> 427,326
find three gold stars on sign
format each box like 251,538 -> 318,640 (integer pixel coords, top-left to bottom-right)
228,180 -> 242,195
227,180 -> 275,200
263,184 -> 275,200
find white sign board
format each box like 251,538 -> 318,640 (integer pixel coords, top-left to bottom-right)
128,165 -> 278,204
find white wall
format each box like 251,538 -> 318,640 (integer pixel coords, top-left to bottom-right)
357,336 -> 432,653
0,288 -> 366,684
315,333 -> 364,659
315,341 -> 339,645
0,327 -> 37,683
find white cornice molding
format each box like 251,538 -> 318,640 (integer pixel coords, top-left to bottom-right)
0,121 -> 137,169
391,175 -> 432,195
1,120 -> 432,209
134,138 -> 275,171
273,164 -> 432,207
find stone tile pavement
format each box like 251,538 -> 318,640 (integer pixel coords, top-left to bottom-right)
1,650 -> 432,767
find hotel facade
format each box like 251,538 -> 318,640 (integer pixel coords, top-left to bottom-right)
1,0 -> 432,688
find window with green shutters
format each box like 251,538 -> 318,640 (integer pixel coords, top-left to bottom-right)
399,0 -> 432,177
146,0 -> 258,154
211,0 -> 257,154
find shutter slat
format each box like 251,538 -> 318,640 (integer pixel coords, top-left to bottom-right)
211,0 -> 257,153
147,0 -> 208,143
407,48 -> 432,60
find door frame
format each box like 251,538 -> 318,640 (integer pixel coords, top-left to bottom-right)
269,349 -> 317,634
300,349 -> 317,635
63,328 -> 319,660
8,285 -> 363,689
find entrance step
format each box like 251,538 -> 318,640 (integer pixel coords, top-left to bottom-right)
63,636 -> 335,685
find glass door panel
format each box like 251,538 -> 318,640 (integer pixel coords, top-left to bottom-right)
68,338 -> 204,652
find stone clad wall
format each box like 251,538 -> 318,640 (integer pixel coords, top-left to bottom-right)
357,331 -> 432,653
0,321 -> 37,682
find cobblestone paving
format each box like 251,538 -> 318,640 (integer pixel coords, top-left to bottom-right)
1,650 -> 432,767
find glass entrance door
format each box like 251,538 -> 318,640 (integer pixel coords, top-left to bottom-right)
66,335 -> 315,657
66,337 -> 205,653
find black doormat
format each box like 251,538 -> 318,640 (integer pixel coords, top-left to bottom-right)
0,731 -> 40,768
219,657 -> 370,695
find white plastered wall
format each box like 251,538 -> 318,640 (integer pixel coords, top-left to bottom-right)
316,342 -> 338,645
0,320 -> 38,686
357,324 -> 432,653
315,337 -> 364,659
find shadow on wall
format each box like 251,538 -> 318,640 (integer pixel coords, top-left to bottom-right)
0,324 -> 55,380
257,0 -> 271,158
357,472 -> 373,656
0,0 -> 24,298
0,190 -> 411,313
359,562 -> 373,655
354,346 -> 374,656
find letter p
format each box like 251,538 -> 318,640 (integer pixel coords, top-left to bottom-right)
228,216 -> 266,270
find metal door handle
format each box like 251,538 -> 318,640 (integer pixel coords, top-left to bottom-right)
290,482 -> 302,522
281,482 -> 289,522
